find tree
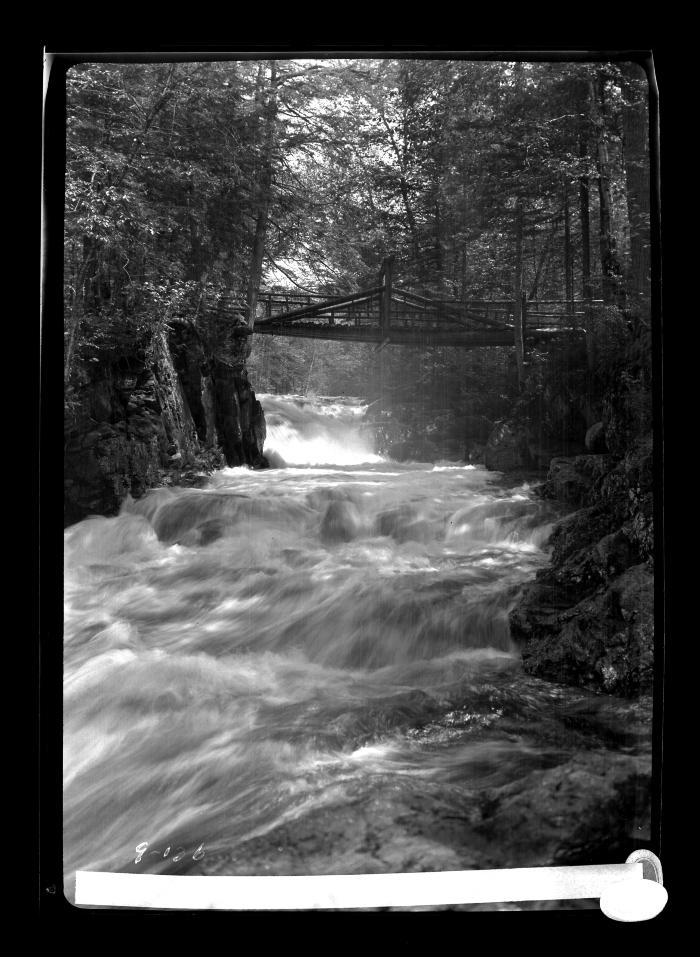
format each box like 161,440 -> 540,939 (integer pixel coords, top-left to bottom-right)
619,61 -> 651,323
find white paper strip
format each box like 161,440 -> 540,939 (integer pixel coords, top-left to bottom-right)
75,862 -> 643,911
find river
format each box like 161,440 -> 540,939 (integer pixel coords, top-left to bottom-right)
63,394 -> 651,908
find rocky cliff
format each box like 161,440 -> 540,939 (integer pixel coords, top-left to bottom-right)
64,319 -> 267,527
479,340 -> 655,699
509,435 -> 654,696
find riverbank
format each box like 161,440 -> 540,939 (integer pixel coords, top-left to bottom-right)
502,433 -> 654,698
63,319 -> 268,526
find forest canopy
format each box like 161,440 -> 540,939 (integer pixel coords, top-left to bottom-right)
63,56 -> 651,448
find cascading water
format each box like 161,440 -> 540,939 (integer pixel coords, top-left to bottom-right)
63,394 -> 650,903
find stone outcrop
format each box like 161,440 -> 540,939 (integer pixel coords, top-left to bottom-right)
64,319 -> 267,526
539,453 -> 613,507
199,683 -> 652,881
483,420 -> 531,471
508,435 -> 655,696
585,421 -> 608,453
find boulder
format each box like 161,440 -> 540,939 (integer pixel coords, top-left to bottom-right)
585,421 -> 608,453
466,442 -> 486,464
594,529 -> 638,578
474,751 -> 651,867
376,504 -> 419,539
549,507 -> 616,565
511,562 -> 654,697
375,504 -> 433,543
595,434 -> 654,560
484,421 -> 530,471
320,501 -> 365,544
540,454 -> 611,507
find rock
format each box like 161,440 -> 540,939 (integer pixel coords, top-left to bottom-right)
511,562 -> 654,697
549,507 -> 616,565
535,525 -> 639,605
594,529 -> 637,578
201,743 -> 650,879
376,505 -> 433,543
177,518 -> 226,547
474,751 -> 651,867
306,487 -> 363,511
64,321 -> 267,526
387,441 -> 409,461
595,433 -> 654,560
467,443 -> 486,464
541,454 -> 611,507
320,501 -> 365,544
376,504 -> 419,539
211,359 -> 267,468
585,421 -> 607,453
603,376 -> 653,456
484,420 -> 530,471
541,458 -> 589,505
508,424 -> 654,698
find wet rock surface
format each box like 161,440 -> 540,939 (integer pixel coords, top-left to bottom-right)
509,433 -> 654,696
64,319 -> 267,525
484,420 -> 531,471
199,677 -> 652,882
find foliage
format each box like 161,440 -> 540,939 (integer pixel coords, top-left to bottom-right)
64,56 -> 652,455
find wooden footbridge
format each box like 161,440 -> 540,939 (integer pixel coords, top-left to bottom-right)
215,257 -> 594,352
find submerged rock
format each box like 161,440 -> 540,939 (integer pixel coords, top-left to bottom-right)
375,504 -> 432,543
320,500 -> 365,544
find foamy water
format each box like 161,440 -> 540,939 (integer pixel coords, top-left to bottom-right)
64,394 -> 592,893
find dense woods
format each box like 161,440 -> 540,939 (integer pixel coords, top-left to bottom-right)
62,55 -> 654,517
64,57 -> 651,401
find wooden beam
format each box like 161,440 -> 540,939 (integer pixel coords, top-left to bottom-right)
255,286 -> 384,325
253,322 -> 581,348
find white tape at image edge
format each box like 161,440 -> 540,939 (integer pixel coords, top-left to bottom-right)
74,858 -> 667,918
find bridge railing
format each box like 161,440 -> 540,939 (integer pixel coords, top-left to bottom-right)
201,288 -> 602,341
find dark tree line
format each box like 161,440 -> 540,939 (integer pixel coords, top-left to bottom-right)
64,56 -> 652,439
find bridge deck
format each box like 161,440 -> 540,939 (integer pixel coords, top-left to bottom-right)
205,280 -> 594,349
253,322 -> 579,348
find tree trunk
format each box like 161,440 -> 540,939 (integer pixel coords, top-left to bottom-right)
591,77 -> 623,305
64,303 -> 82,386
64,256 -> 93,385
563,188 -> 574,316
529,212 -> 563,301
397,174 -> 421,264
513,203 -> 525,390
578,127 -> 597,382
620,62 -> 651,324
246,62 -> 278,332
579,136 -> 593,302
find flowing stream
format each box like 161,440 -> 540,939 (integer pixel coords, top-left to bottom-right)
63,394 -> 650,900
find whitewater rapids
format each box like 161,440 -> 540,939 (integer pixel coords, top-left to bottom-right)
63,393 -> 590,895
